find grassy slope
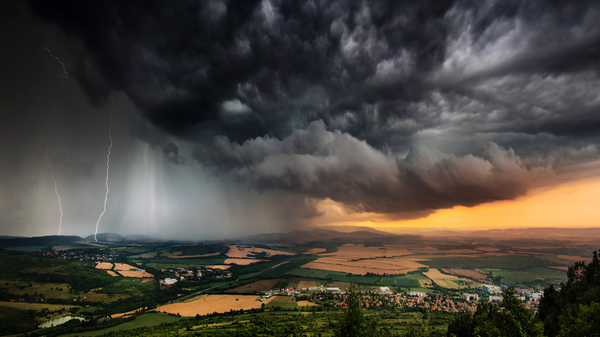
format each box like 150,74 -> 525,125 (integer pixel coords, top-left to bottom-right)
60,313 -> 183,336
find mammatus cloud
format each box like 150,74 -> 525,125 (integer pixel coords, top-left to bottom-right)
195,120 -> 550,218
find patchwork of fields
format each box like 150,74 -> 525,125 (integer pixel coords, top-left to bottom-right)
292,243 -> 582,288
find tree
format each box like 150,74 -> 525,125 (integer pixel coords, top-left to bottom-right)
447,288 -> 543,337
335,289 -> 389,337
539,250 -> 600,337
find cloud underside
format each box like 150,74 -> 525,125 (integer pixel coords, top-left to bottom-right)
195,120 -> 550,219
30,0 -> 600,220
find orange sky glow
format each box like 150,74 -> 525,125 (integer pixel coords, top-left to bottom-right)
315,172 -> 600,232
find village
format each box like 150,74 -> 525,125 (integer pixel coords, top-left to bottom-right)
249,282 -> 544,315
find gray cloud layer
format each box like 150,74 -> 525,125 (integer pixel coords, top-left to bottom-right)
195,120 -> 549,218
15,0 -> 600,226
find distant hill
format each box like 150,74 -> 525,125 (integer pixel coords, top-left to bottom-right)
83,232 -> 125,242
314,225 -> 392,235
0,235 -> 82,247
235,227 -> 414,245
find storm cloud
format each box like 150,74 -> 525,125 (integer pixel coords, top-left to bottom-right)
195,120 -> 550,218
2,0 -> 600,236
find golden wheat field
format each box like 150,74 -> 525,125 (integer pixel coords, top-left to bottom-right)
95,262 -> 113,270
158,295 -> 274,316
118,270 -> 154,278
113,263 -> 137,271
106,270 -> 119,277
224,258 -> 265,265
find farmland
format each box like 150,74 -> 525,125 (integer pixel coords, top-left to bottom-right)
1,227 -> 595,336
158,295 -> 275,316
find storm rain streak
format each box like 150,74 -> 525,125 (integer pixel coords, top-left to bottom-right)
94,105 -> 113,242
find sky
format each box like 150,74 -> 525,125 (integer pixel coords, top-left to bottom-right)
1,0 -> 600,239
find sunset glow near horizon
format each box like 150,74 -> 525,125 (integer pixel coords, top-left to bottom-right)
314,162 -> 600,232
2,1 -> 600,239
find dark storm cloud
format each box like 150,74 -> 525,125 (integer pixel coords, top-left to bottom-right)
29,0 -> 455,141
195,120 -> 549,218
162,142 -> 185,165
28,0 -> 600,218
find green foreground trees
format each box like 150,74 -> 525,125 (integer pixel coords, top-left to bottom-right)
447,249 -> 600,337
446,288 -> 543,337
335,289 -> 390,337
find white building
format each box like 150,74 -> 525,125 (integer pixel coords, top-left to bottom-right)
410,291 -> 426,297
163,278 -> 178,285
463,293 -> 479,301
482,284 -> 502,293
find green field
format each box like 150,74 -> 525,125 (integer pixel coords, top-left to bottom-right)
286,268 -> 381,284
286,267 -> 331,278
378,273 -> 429,287
265,301 -> 298,309
485,267 -> 567,285
0,280 -> 73,299
2,245 -> 48,252
146,257 -> 226,266
423,255 -> 549,270
61,313 -> 183,336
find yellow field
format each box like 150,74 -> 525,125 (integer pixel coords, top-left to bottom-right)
158,295 -> 274,316
549,266 -> 569,271
95,262 -> 113,270
207,265 -> 231,270
226,245 -> 294,258
423,269 -> 475,289
113,263 -> 137,271
302,256 -> 428,275
297,300 -> 319,307
224,258 -> 265,265
303,248 -> 327,254
106,270 -> 119,277
442,269 -> 488,280
118,270 -> 154,278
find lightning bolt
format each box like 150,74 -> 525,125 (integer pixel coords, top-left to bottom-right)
94,104 -> 113,242
43,121 -> 64,235
44,47 -> 68,79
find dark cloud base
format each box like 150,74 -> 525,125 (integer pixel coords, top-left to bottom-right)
25,0 -> 600,221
